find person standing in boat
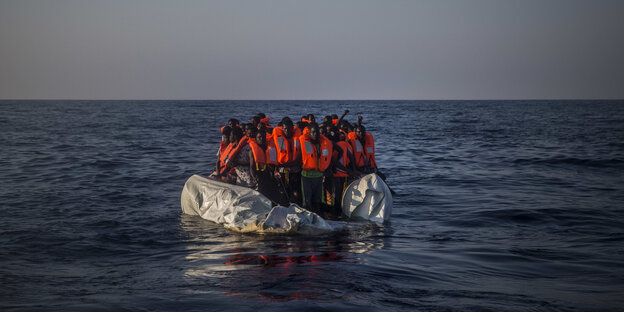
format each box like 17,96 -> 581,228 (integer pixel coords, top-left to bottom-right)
326,125 -> 357,217
297,123 -> 341,215
212,126 -> 232,180
248,129 -> 287,205
350,124 -> 376,173
273,117 -> 302,205
349,122 -> 387,180
219,126 -> 254,187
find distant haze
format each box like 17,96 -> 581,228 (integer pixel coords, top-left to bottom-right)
1,0 -> 623,100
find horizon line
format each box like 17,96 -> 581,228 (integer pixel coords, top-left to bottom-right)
2,98 -> 623,102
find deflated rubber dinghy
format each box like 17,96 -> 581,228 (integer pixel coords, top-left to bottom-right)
180,175 -> 332,234
180,174 -> 392,234
342,173 -> 393,223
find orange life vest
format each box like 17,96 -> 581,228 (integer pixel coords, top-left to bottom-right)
219,136 -> 249,174
349,133 -> 376,169
248,138 -> 278,170
333,141 -> 352,177
332,118 -> 339,125
273,126 -> 301,164
300,134 -> 333,172
219,143 -> 233,169
347,131 -> 356,141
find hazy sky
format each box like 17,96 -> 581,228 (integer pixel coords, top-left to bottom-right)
1,0 -> 623,100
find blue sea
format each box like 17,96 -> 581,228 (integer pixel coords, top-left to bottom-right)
1,100 -> 623,311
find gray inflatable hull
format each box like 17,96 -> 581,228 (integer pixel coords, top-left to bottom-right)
341,174 -> 393,223
180,175 -> 332,234
180,173 -> 392,234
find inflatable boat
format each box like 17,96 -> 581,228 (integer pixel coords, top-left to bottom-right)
180,173 -> 392,234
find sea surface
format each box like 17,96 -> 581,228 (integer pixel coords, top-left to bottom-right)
1,100 -> 624,311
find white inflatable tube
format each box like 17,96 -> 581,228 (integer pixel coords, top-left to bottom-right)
341,174 -> 393,223
180,175 -> 332,234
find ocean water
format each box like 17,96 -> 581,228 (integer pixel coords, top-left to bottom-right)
1,100 -> 623,311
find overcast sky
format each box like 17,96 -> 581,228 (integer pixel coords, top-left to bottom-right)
1,0 -> 623,100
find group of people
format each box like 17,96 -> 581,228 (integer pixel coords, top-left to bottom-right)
210,110 -> 383,219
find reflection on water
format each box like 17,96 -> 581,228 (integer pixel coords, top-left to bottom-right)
179,214 -> 388,302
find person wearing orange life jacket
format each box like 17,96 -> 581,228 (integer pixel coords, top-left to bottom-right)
326,125 -> 357,217
300,114 -> 316,135
271,117 -> 303,204
248,129 -> 287,205
219,126 -> 254,187
349,124 -> 378,175
212,126 -> 232,180
296,123 -> 346,215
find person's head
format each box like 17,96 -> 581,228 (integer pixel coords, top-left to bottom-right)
242,123 -> 253,137
228,118 -> 239,128
251,116 -> 261,127
230,126 -> 244,143
295,121 -> 306,131
281,117 -> 294,137
257,113 -> 266,119
256,129 -> 266,147
323,115 -> 332,124
319,125 -> 326,136
327,126 -> 340,142
257,122 -> 266,132
355,125 -> 366,140
331,114 -> 338,120
308,122 -> 320,141
307,114 -> 316,123
324,122 -> 333,133
221,126 -> 232,144
247,125 -> 257,138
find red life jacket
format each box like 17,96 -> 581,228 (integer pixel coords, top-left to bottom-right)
333,141 -> 352,177
300,134 -> 333,172
219,136 -> 249,175
332,118 -> 339,125
248,138 -> 278,170
273,126 -> 301,164
349,133 -> 376,169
